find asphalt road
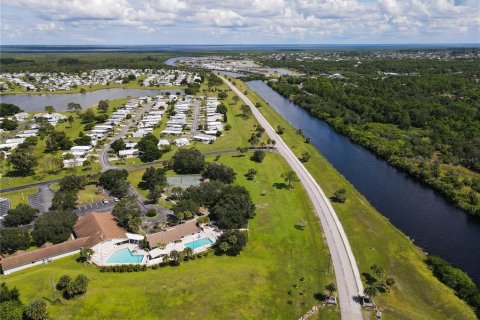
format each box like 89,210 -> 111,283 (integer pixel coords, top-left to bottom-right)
99,102 -> 153,171
219,75 -> 364,319
190,99 -> 201,137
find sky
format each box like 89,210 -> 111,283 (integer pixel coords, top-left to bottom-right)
1,0 -> 479,45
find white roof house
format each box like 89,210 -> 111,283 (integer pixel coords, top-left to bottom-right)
174,138 -> 190,147
194,135 -> 216,142
14,112 -> 29,121
63,158 -> 86,167
34,112 -> 67,121
118,149 -> 139,157
125,142 -> 137,149
161,129 -> 182,135
6,138 -> 25,144
157,139 -> 170,147
71,146 -> 92,152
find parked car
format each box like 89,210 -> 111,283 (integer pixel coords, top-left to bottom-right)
102,198 -> 109,204
112,197 -> 119,202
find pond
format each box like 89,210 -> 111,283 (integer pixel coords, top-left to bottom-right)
0,88 -> 183,112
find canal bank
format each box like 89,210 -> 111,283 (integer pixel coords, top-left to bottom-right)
246,80 -> 480,287
228,77 -> 476,319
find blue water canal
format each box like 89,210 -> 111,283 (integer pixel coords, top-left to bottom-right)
246,80 -> 480,286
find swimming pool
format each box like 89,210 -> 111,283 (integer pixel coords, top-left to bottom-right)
106,248 -> 144,264
184,237 -> 213,250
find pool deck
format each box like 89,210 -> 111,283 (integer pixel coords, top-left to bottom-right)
89,226 -> 221,267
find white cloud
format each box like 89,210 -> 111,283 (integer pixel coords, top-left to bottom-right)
34,22 -> 64,32
1,0 -> 479,43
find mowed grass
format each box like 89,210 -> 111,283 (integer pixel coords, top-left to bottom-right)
0,187 -> 38,207
2,153 -> 339,320
77,185 -> 109,205
233,79 -> 476,319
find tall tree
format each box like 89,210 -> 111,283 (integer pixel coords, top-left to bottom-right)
112,196 -> 142,232
3,204 -> 38,227
0,227 -> 30,254
98,100 -> 109,113
9,148 -> 38,176
67,102 -> 82,114
172,148 -> 205,174
281,170 -> 299,189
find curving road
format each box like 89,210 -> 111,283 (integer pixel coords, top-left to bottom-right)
219,75 -> 364,319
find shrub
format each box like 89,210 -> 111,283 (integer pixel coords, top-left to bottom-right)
332,189 -> 347,203
99,265 -> 147,273
56,275 -> 71,291
146,209 -> 157,217
251,150 -> 266,163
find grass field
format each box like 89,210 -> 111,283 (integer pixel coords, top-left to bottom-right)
232,79 -> 476,319
0,187 -> 38,208
77,185 -> 109,205
2,153 -> 339,320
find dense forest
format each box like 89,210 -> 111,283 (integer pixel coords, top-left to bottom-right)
0,53 -> 176,73
266,55 -> 480,216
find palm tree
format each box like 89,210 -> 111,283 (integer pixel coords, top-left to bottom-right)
171,186 -> 183,199
370,264 -> 385,280
364,285 -> 378,298
79,248 -> 94,262
219,242 -> 230,253
281,170 -> 299,189
169,250 -> 182,266
162,254 -> 170,265
184,247 -> 194,260
325,282 -> 337,297
67,115 -> 74,128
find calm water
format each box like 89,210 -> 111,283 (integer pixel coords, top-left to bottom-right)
0,88 -> 182,112
247,80 -> 480,285
2,44 -> 478,53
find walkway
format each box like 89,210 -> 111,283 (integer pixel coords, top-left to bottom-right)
219,75 -> 364,320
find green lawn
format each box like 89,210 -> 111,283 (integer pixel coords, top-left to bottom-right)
2,153 -> 338,320
77,185 -> 109,206
0,187 -> 38,208
233,79 -> 477,319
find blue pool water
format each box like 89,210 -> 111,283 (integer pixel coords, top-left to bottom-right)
184,237 -> 213,250
106,248 -> 144,264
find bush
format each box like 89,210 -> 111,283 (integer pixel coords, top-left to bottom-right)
215,230 -> 247,256
251,150 -> 266,163
295,220 -> 307,230
24,299 -> 48,320
426,256 -> 480,317
146,209 -> 157,217
332,189 -> 347,203
99,265 -> 147,272
56,275 -> 71,291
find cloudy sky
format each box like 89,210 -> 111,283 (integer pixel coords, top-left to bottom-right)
1,0 -> 479,45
